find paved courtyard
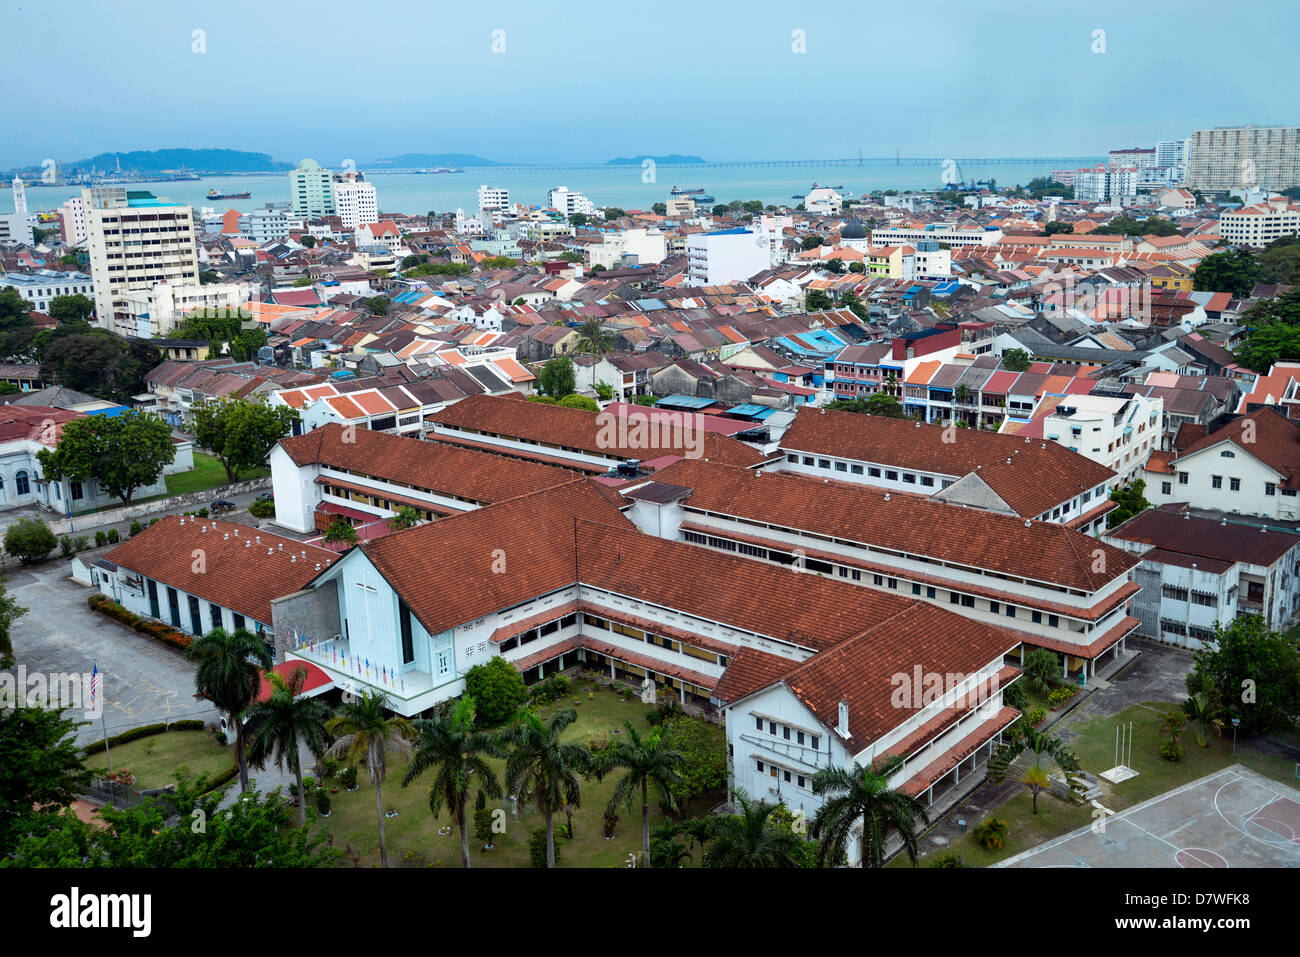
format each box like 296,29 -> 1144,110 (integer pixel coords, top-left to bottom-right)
3,560 -> 216,746
998,765 -> 1300,868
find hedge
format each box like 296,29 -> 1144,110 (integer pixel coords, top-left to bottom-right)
88,593 -> 194,653
82,719 -> 208,756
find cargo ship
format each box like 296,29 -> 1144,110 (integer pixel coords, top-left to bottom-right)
207,189 -> 251,199
670,186 -> 705,195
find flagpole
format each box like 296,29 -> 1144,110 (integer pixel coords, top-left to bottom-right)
102,708 -> 112,774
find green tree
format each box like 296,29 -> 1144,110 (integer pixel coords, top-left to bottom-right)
3,517 -> 57,564
839,290 -> 869,322
47,294 -> 96,324
366,296 -> 391,316
1258,239 -> 1300,285
1235,287 -> 1300,371
557,394 -> 599,412
593,722 -> 685,867
575,317 -> 613,357
569,213 -> 589,227
593,380 -> 614,402
1187,616 -> 1300,736
1002,347 -> 1031,372
402,696 -> 506,868
6,773 -> 330,867
0,575 -> 27,668
800,235 -> 825,251
36,409 -> 175,506
604,207 -> 626,220
386,505 -> 420,531
848,261 -> 865,273
322,517 -> 358,548
1043,221 -> 1074,235
481,256 -> 518,269
192,396 -> 298,482
327,691 -> 416,868
1194,248 -> 1261,298
1023,646 -> 1061,694
299,234 -> 317,248
0,707 -> 90,857
185,627 -> 273,793
1106,479 -> 1149,528
244,664 -> 334,828
805,289 -> 833,311
703,788 -> 811,868
463,656 -> 528,726
824,258 -> 846,274
651,203 -> 667,215
712,205 -> 728,217
811,757 -> 930,868
40,331 -> 162,402
1182,673 -> 1225,748
537,355 -> 577,397
503,707 -> 591,868
825,393 -> 908,418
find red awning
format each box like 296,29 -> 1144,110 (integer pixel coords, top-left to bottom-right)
315,500 -> 374,522
256,659 -> 334,702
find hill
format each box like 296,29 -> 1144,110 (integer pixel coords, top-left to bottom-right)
69,148 -> 291,173
363,153 -> 504,168
606,154 -> 706,166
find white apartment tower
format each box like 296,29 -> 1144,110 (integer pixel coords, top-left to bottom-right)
83,186 -> 200,336
478,185 -> 510,211
334,175 -> 378,228
548,186 -> 596,217
59,195 -> 88,246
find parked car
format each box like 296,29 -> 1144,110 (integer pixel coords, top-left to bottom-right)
254,491 -> 274,503
210,500 -> 237,515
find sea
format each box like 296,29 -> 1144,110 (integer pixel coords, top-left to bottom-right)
3,159 -> 1102,218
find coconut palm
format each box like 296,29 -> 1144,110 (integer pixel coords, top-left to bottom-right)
679,815 -> 718,857
402,696 -> 505,868
1182,675 -> 1224,747
575,317 -> 613,358
702,789 -> 807,868
811,756 -> 930,868
185,627 -> 273,793
502,708 -> 591,868
593,722 -> 685,867
244,664 -> 333,828
326,691 -> 416,867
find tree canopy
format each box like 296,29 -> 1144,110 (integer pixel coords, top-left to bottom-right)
1194,248 -> 1262,298
536,355 -> 577,397
1235,287 -> 1300,371
192,396 -> 298,482
37,409 -> 175,505
0,707 -> 90,858
1188,616 -> 1300,736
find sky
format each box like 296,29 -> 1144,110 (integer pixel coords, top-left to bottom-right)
3,0 -> 1297,169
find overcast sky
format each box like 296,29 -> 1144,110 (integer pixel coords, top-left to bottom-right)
4,0 -> 1296,168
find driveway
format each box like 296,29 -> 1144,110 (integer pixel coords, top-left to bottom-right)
3,560 -> 217,747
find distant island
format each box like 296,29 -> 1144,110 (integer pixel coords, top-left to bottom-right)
364,153 -> 505,168
606,154 -> 706,166
67,148 -> 291,174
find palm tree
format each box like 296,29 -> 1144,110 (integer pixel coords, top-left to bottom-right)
1182,675 -> 1224,748
326,691 -> 416,867
593,722 -> 685,867
386,505 -> 420,532
575,317 -> 613,358
679,815 -> 718,857
185,627 -> 272,793
402,696 -> 505,868
1010,753 -> 1060,814
502,708 -> 591,868
244,664 -> 333,828
811,757 -> 930,868
702,789 -> 807,868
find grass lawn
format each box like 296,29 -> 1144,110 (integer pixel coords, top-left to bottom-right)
313,681 -> 723,868
165,451 -> 268,497
87,730 -> 235,791
898,700 -> 1300,868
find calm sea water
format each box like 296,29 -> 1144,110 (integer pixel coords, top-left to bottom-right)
5,159 -> 1100,218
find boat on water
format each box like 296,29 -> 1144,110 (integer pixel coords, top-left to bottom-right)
207,189 -> 251,199
671,186 -> 705,195
696,195 -> 714,203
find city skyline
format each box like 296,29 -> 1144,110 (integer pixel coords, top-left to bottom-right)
3,0 -> 1297,169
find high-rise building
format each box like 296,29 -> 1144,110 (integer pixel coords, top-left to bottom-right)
1186,126 -> 1300,191
83,187 -> 200,336
547,186 -> 596,217
59,195 -> 88,245
0,178 -> 34,246
478,185 -> 510,211
686,227 -> 770,285
1073,165 -> 1137,203
1155,138 -> 1189,173
1108,147 -> 1157,169
289,159 -> 336,218
334,175 -> 378,228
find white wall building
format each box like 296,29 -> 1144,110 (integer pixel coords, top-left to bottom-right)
117,281 -> 250,339
686,228 -> 771,285
1218,197 -> 1300,247
869,223 -> 1000,247
589,227 -> 667,268
0,269 -> 94,313
59,195 -> 88,246
804,186 -> 843,215
478,185 -> 510,211
1038,392 -> 1163,485
547,186 -> 596,217
334,178 -> 379,229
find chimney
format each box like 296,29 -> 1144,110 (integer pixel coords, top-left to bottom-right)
837,700 -> 851,738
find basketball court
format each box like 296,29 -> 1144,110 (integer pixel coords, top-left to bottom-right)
998,764 -> 1300,868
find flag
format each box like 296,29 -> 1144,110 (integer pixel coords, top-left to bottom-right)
89,662 -> 101,711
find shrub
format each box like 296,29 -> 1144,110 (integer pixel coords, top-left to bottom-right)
322,756 -> 339,779
87,594 -> 193,652
315,789 -> 331,815
94,531 -> 107,548
80,719 -> 206,756
474,791 -> 495,849
248,500 -> 275,519
4,517 -> 57,564
931,853 -> 966,868
105,528 -> 119,544
660,717 -> 726,802
74,536 -> 89,551
339,766 -> 358,789
602,809 -> 619,839
645,696 -> 684,726
463,656 -> 529,726
972,817 -> 1008,851
60,536 -> 76,558
1003,680 -> 1028,712
1024,707 -> 1047,728
527,827 -> 560,868
528,674 -> 570,705
1047,686 -> 1076,709
1160,740 -> 1183,762
129,520 -> 144,537
197,508 -> 209,519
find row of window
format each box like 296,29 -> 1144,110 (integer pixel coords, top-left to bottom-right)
582,613 -> 728,667
785,453 -> 944,488
754,715 -> 821,751
1160,619 -> 1218,642
754,759 -> 810,791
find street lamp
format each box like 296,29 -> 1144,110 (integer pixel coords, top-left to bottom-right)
1232,717 -> 1240,753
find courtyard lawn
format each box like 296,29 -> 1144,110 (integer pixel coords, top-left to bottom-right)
165,451 -> 268,497
313,681 -> 723,868
899,700 -> 1300,867
86,730 -> 235,791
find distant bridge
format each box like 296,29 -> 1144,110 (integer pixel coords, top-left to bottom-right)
364,157 -> 1100,174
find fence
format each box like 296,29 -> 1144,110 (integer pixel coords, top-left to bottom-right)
84,776 -> 176,811
47,476 -> 271,536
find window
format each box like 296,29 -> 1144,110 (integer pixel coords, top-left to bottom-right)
1212,475 -> 1222,489
926,586 -> 936,599
755,716 -> 763,731
868,467 -> 881,477
1005,605 -> 1016,618
14,471 -> 28,496
756,760 -> 764,772
399,599 -> 415,665
1230,477 -> 1241,492
71,481 -> 83,500
1031,611 -> 1043,624
1048,615 -> 1059,628
1162,481 -> 1172,495
834,461 -> 847,472
232,613 -> 245,631
209,603 -> 222,630
950,591 -> 961,605
1178,472 -> 1188,485
1266,483 -> 1276,496
850,464 -> 864,475
885,470 -> 898,481
810,735 -> 819,750
796,730 -> 805,745
768,721 -> 776,735
817,459 -> 831,469
960,594 -> 975,608
990,601 -> 1000,614
912,583 -> 922,595
802,456 -> 813,466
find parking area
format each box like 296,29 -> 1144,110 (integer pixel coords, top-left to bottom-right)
998,765 -> 1300,868
4,561 -> 216,746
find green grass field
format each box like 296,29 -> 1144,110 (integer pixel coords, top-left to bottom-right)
87,730 -> 235,791
165,451 -> 269,497
313,683 -> 722,868
898,700 -> 1300,867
